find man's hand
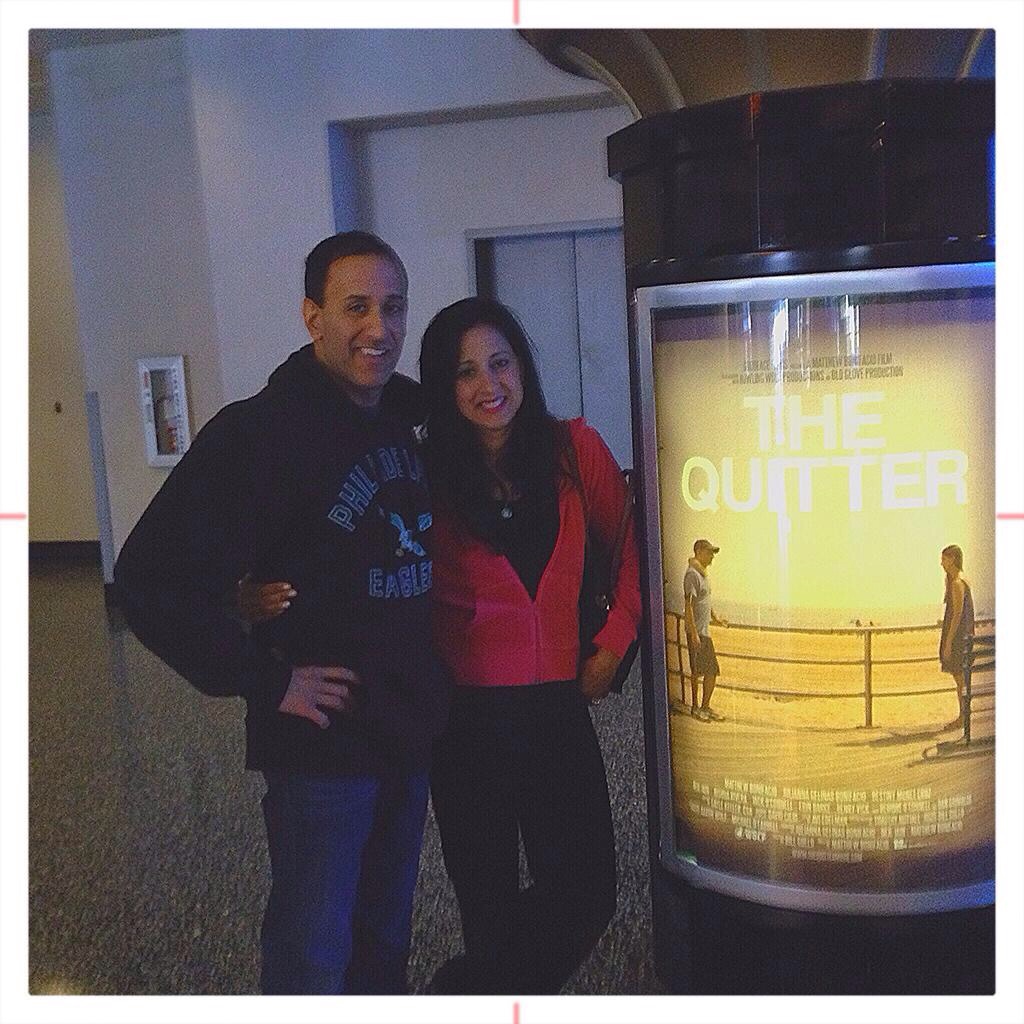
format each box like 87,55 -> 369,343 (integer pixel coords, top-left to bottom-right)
579,647 -> 622,705
279,665 -> 361,729
238,573 -> 295,624
686,629 -> 700,651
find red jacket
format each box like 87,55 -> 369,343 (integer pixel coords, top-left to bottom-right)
431,418 -> 642,687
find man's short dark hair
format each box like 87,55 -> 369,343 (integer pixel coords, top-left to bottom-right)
304,231 -> 408,306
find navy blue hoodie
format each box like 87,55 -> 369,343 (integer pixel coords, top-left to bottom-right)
115,345 -> 447,774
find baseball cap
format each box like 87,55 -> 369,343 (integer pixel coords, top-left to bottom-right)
694,539 -> 720,554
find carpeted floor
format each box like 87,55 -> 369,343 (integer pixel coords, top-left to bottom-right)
28,562 -> 663,995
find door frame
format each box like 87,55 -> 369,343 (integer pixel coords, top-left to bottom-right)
465,218 -> 623,296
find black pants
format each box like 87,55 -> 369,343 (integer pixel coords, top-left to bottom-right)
430,679 -> 617,994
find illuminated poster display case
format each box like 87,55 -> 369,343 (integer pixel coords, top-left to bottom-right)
634,263 -> 994,914
609,78 -> 994,992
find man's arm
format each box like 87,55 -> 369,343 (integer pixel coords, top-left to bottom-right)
114,408 -> 291,708
684,592 -> 699,648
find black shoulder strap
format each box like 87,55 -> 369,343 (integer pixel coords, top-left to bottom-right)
607,471 -> 636,589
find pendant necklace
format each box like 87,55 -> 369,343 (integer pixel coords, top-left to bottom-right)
499,482 -> 516,519
493,474 -> 517,520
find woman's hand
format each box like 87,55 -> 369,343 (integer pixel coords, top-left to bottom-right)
579,647 -> 622,706
238,573 -> 296,624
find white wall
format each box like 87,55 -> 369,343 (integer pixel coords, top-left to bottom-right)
28,114 -> 97,542
184,31 -> 336,405
45,29 -> 618,553
48,34 -> 225,554
360,104 -> 633,378
184,29 -> 610,402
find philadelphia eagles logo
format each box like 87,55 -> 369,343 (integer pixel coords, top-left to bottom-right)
382,510 -> 430,557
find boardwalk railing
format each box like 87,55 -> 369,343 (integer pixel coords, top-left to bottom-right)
963,633 -> 995,745
664,612 -> 996,729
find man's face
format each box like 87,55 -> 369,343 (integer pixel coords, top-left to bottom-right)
302,254 -> 407,408
696,546 -> 716,568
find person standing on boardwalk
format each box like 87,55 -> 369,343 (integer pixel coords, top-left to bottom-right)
939,543 -> 975,729
115,232 -> 448,994
684,539 -> 728,721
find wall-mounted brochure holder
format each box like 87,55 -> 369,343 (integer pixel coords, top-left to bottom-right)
137,356 -> 191,467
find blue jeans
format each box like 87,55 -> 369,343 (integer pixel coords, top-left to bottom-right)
259,769 -> 429,994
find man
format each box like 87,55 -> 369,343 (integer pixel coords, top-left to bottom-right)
114,232 -> 448,994
684,538 -> 727,722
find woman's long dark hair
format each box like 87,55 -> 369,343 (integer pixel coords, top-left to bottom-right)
419,297 -> 573,546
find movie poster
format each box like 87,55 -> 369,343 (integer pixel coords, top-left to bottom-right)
650,274 -> 994,900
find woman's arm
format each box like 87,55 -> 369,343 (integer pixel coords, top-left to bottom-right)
943,579 -> 966,661
570,420 -> 642,660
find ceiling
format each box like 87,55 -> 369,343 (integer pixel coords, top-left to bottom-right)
29,28 -> 994,120
520,29 -> 995,118
29,29 -> 179,114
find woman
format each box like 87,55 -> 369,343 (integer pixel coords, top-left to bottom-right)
419,297 -> 640,994
939,543 -> 975,729
242,297 -> 641,993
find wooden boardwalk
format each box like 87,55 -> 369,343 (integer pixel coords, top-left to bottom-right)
664,622 -> 995,891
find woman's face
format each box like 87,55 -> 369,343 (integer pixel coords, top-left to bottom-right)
453,324 -> 524,439
941,551 -> 957,574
